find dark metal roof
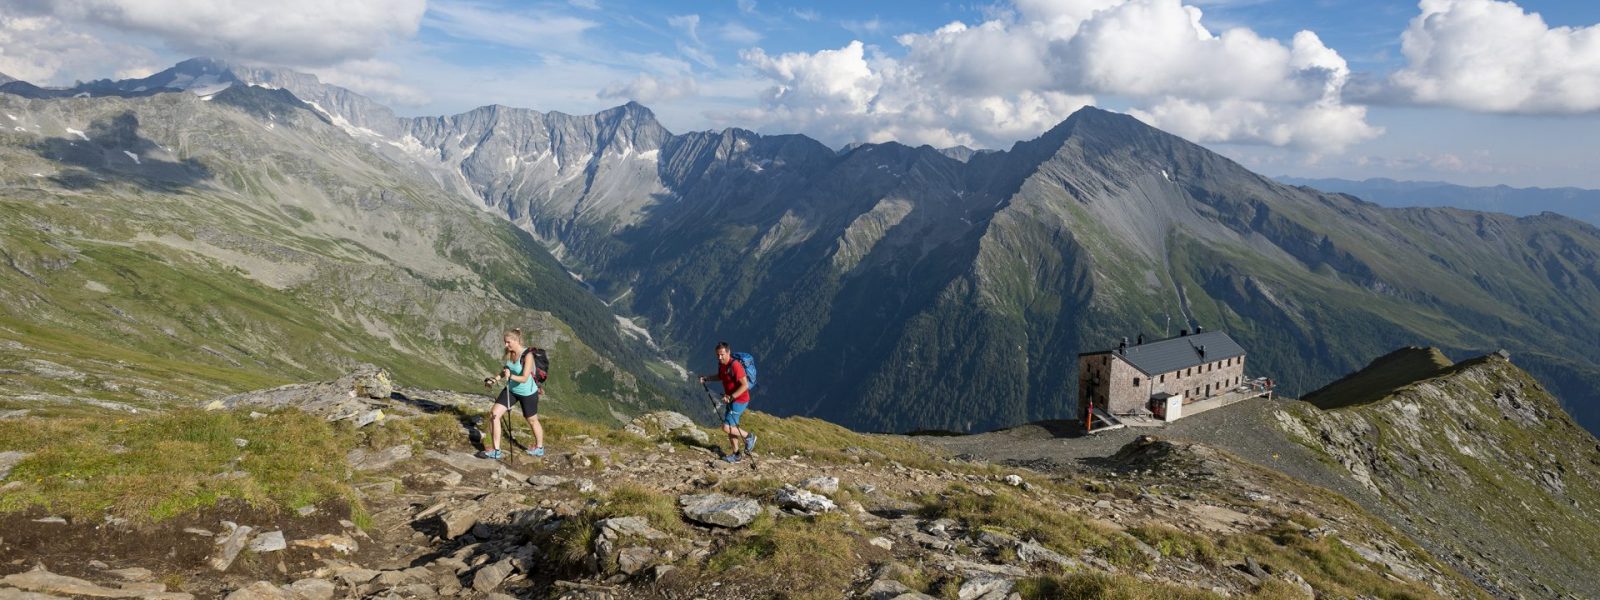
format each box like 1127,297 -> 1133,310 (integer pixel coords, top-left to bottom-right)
1081,331 -> 1246,376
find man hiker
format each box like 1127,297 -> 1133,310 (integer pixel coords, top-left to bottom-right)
698,341 -> 756,463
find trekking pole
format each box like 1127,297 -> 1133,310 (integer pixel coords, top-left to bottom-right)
701,380 -> 720,413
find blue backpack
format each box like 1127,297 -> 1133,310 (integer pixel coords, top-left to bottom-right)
731,352 -> 758,391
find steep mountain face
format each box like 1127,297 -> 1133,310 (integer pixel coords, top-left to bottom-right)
1278,176 -> 1600,227
1275,350 -> 1600,599
348,89 -> 1600,434
0,85 -> 677,421
414,102 -> 1600,434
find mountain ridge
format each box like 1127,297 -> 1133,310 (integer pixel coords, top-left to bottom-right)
6,60 -> 1600,438
1277,175 -> 1600,226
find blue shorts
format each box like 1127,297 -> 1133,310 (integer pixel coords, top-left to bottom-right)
723,401 -> 748,427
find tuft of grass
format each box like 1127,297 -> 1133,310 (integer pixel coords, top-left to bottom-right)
1128,524 -> 1222,567
1015,572 -> 1224,600
545,483 -> 686,574
916,484 -> 1112,558
594,483 -> 687,535
706,511 -> 864,600
1218,525 -> 1444,600
0,409 -> 355,522
550,513 -> 597,569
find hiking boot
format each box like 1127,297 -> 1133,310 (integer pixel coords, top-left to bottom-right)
479,449 -> 505,460
745,433 -> 757,453
526,446 -> 545,457
721,454 -> 741,464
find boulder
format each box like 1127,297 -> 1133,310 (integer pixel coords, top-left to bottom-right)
248,530 -> 286,553
1015,541 -> 1075,568
0,451 -> 31,480
679,493 -> 761,528
289,534 -> 358,554
616,547 -> 656,575
353,410 -> 384,428
0,568 -> 192,599
222,582 -> 292,600
471,559 -> 515,593
0,587 -> 67,600
285,579 -> 334,600
440,507 -> 480,539
209,525 -> 254,571
104,568 -> 153,582
346,445 -> 412,471
864,579 -> 912,600
334,568 -> 380,586
800,476 -> 839,494
596,516 -> 666,540
956,575 -> 1013,600
351,367 -> 393,400
627,412 -> 710,445
776,485 -> 837,513
212,365 -> 396,421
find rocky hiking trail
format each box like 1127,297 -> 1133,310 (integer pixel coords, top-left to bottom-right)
0,368 -> 1483,600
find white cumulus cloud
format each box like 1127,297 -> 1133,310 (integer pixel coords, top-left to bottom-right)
14,0 -> 425,67
740,40 -> 1094,148
0,14 -> 161,84
1389,0 -> 1600,114
737,0 -> 1381,153
598,73 -> 700,103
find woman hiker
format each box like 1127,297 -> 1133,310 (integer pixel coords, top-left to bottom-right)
480,328 -> 545,459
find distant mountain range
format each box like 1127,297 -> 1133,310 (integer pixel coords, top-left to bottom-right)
0,68 -> 680,423
5,59 -> 1600,437
1277,176 -> 1600,226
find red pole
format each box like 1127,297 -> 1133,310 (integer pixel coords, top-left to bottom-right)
1085,399 -> 1094,433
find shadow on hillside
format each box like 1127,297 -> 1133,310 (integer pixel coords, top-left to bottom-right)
29,111 -> 213,193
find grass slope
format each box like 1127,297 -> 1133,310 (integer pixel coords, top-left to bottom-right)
1300,347 -> 1454,410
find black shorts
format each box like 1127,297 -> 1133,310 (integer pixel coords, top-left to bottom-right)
495,388 -> 540,416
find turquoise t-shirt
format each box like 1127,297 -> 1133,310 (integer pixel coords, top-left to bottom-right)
506,352 -> 538,396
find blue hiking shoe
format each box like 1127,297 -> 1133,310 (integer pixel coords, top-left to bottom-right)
744,433 -> 757,453
722,454 -> 741,464
526,446 -> 545,457
480,449 -> 505,460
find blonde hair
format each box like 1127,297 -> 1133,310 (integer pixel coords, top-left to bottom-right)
502,328 -> 524,361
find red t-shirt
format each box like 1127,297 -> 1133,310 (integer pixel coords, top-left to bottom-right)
718,359 -> 750,404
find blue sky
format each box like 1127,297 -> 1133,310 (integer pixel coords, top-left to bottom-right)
4,0 -> 1599,188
